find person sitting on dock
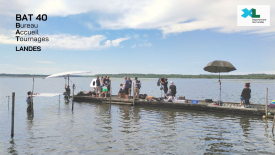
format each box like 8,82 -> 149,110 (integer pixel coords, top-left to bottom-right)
133,77 -> 141,99
165,81 -> 177,101
124,77 -> 130,101
118,84 -> 125,98
241,83 -> 251,108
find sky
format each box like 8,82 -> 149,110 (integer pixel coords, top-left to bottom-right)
0,0 -> 274,75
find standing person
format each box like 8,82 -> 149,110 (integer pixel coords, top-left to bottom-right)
128,77 -> 132,98
98,77 -> 104,97
241,83 -> 251,108
95,76 -> 101,97
160,78 -> 168,96
165,81 -> 177,101
26,91 -> 32,112
103,76 -> 110,99
124,77 -> 130,101
133,77 -> 141,99
64,85 -> 70,100
106,76 -> 110,96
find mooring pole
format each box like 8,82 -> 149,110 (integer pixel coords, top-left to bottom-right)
272,114 -> 275,133
11,92 -> 15,137
72,101 -> 74,111
109,80 -> 111,104
72,84 -> 74,111
133,82 -> 135,106
265,88 -> 268,116
31,77 -> 34,117
219,71 -> 221,106
72,84 -> 75,101
68,75 -> 70,87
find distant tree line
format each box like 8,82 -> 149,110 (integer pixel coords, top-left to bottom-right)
92,73 -> 275,79
1,73 -> 275,79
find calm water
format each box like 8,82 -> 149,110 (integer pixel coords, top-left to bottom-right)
1,77 -> 275,154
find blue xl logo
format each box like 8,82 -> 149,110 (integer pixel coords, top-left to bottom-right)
242,8 -> 252,18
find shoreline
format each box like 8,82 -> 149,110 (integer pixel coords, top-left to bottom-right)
1,74 -> 275,79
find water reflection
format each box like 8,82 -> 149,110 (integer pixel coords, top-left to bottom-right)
240,117 -> 251,137
264,119 -> 268,138
118,105 -> 141,134
1,99 -> 275,154
7,139 -> 18,155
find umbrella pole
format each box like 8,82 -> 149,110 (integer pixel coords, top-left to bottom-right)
68,75 -> 69,87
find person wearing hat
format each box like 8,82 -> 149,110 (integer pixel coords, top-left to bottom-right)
165,81 -> 177,101
241,83 -> 251,108
133,77 -> 141,99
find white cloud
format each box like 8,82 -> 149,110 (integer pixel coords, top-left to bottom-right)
111,37 -> 130,47
0,29 -> 130,50
1,0 -> 275,36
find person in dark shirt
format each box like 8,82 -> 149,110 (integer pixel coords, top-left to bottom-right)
26,91 -> 32,112
160,78 -> 168,95
241,83 -> 251,108
133,77 -> 141,98
165,81 -> 177,100
128,77 -> 132,98
124,77 -> 130,101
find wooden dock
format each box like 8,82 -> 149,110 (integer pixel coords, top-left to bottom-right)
73,95 -> 275,117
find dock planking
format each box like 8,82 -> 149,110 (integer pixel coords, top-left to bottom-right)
73,95 -> 275,117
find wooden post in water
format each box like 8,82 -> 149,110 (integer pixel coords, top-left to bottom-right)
31,77 -> 34,117
109,80 -> 111,104
72,84 -> 74,111
72,84 -> 75,101
272,114 -> 275,133
265,88 -> 268,116
72,101 -> 74,111
72,84 -> 75,111
133,82 -> 135,105
11,92 -> 15,137
109,80 -> 112,114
